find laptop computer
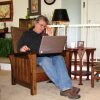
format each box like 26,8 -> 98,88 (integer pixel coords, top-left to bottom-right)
39,36 -> 66,54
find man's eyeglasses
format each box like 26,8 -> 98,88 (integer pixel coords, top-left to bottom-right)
37,22 -> 47,29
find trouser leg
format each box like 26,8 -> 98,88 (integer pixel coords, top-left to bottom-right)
37,55 -> 72,91
52,55 -> 72,91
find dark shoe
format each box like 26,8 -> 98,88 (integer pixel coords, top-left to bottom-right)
60,89 -> 80,99
72,87 -> 80,94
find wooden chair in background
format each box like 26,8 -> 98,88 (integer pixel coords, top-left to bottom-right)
91,62 -> 100,87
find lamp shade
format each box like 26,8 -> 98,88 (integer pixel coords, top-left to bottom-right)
52,9 -> 70,22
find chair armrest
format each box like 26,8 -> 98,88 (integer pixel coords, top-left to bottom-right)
9,51 -> 36,57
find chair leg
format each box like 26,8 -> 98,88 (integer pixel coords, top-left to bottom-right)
11,71 -> 16,85
30,67 -> 37,95
31,79 -> 37,95
12,79 -> 16,85
31,87 -> 36,95
11,76 -> 16,85
91,69 -> 94,88
96,73 -> 99,82
91,77 -> 94,88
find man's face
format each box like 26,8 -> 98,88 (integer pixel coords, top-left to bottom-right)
35,20 -> 47,34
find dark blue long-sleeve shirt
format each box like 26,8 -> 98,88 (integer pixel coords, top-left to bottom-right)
17,28 -> 42,53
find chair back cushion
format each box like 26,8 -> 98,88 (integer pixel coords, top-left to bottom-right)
11,27 -> 27,53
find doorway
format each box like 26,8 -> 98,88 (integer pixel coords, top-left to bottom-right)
81,0 -> 100,59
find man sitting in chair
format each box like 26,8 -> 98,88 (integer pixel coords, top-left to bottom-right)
17,15 -> 81,99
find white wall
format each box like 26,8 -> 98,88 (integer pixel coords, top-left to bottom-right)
61,0 -> 81,47
1,0 -> 81,30
41,0 -> 61,23
61,0 -> 81,24
0,0 -> 61,30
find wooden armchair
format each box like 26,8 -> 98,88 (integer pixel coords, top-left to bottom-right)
9,27 -> 48,95
91,62 -> 100,87
9,27 -> 70,95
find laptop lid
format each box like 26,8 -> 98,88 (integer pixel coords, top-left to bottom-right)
39,36 -> 66,54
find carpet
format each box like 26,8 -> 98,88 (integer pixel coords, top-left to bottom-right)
0,70 -> 100,100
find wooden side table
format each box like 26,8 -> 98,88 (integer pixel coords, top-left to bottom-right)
65,47 -> 96,85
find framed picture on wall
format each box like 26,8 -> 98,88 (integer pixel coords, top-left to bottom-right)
29,0 -> 41,16
0,1 -> 13,22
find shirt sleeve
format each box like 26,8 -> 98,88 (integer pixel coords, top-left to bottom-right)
17,32 -> 27,52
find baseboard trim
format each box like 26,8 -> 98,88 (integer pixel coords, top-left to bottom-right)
0,63 -> 11,70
